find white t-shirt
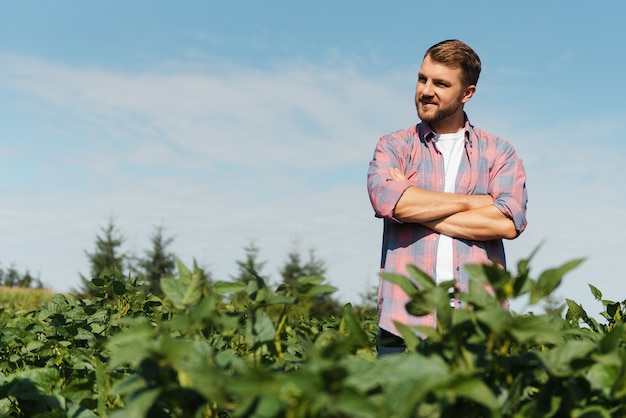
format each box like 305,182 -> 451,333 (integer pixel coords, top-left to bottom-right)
434,130 -> 465,283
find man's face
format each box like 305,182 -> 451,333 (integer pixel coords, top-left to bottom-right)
415,55 -> 474,132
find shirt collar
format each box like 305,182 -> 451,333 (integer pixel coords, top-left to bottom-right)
418,112 -> 473,147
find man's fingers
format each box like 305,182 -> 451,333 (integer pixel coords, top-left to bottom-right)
388,167 -> 407,181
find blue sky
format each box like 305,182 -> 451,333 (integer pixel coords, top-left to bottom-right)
2,1 -> 626,318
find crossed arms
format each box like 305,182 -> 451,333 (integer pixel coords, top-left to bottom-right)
388,167 -> 518,241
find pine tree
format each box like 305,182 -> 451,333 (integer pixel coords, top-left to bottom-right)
4,266 -> 20,288
279,247 -> 327,285
137,225 -> 176,297
18,270 -> 34,288
231,241 -> 268,285
228,241 -> 268,307
0,264 -> 44,289
76,218 -> 126,297
279,243 -> 340,318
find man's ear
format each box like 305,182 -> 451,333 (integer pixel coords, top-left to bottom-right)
461,85 -> 476,104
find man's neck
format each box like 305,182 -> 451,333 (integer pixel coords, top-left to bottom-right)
430,113 -> 466,134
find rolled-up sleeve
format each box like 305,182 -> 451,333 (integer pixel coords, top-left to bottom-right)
367,134 -> 412,221
490,140 -> 528,236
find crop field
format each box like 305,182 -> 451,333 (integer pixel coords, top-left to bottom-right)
0,254 -> 624,417
0,287 -> 57,311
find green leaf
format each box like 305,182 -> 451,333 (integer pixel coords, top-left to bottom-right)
464,264 -> 489,285
434,286 -> 453,332
93,356 -> 109,416
176,257 -> 192,281
293,276 -> 337,296
410,325 -> 441,341
301,284 -> 337,296
266,295 -> 296,305
589,284 -> 603,300
333,393 -> 378,418
606,302 -> 621,321
405,291 -> 436,317
512,273 -> 533,297
1,368 -> 61,398
245,310 -> 275,348
295,275 -> 325,286
508,314 -> 564,346
406,265 -> 435,290
214,349 -> 248,374
516,242 -> 543,275
467,278 -> 497,309
475,306 -> 512,334
380,272 -> 418,297
565,298 -> 588,322
67,404 -> 99,418
379,354 -> 450,414
91,277 -> 105,287
448,375 -> 499,411
213,281 -> 247,294
573,405 -> 612,418
66,404 -> 99,418
341,304 -> 369,347
467,263 -> 516,302
161,277 -> 185,309
247,276 -> 270,303
112,279 -> 126,296
587,361 -> 620,397
251,393 -> 282,417
315,329 -> 345,353
160,271 -> 202,309
122,387 -> 162,418
25,340 -> 44,353
160,338 -> 199,364
531,258 -> 584,304
599,323 -> 623,353
537,340 -> 596,376
183,269 -> 203,306
106,325 -> 154,369
394,322 -> 421,350
188,294 -> 217,323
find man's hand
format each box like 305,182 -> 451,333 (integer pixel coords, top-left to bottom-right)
388,167 -> 408,182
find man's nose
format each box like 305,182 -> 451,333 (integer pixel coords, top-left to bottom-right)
420,81 -> 434,97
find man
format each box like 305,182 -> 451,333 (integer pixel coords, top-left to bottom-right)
367,39 -> 528,355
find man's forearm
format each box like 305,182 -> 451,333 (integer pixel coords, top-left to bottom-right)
393,186 -> 492,223
389,167 -> 493,223
422,204 -> 518,241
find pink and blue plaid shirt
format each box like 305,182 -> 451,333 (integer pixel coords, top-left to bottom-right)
367,116 -> 528,336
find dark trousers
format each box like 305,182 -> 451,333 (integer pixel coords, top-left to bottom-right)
376,328 -> 406,357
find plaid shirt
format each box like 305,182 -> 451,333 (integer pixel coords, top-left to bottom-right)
367,116 -> 528,335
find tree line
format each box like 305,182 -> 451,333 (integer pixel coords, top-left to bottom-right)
0,265 -> 44,289
2,218 -> 376,317
74,219 -> 375,318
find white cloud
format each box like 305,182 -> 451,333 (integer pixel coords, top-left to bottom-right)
0,53 -> 414,171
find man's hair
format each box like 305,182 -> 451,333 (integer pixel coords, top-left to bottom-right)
425,39 -> 481,86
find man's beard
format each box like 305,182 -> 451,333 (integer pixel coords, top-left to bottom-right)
416,96 -> 463,125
